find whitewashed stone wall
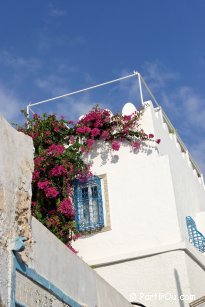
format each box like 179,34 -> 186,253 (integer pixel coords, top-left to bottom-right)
30,217 -> 131,307
0,116 -> 34,306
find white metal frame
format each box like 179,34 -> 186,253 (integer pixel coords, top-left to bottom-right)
26,71 -> 203,178
26,71 -> 146,117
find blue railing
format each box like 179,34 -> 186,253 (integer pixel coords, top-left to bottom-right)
186,216 -> 205,253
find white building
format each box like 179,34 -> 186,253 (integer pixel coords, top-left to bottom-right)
73,100 -> 205,307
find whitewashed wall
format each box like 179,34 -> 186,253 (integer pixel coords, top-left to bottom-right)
73,102 -> 205,263
30,217 -> 131,307
73,103 -> 182,264
148,103 -> 205,239
72,102 -> 205,306
96,247 -> 205,307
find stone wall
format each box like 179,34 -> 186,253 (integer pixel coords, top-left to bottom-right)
0,116 -> 34,306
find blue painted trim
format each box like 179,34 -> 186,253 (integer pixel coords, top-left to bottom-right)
11,253 -> 17,307
13,254 -> 82,307
11,237 -> 27,252
15,300 -> 26,307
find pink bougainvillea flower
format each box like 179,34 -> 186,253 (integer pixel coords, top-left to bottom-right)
49,217 -> 56,226
66,243 -> 78,253
132,141 -> 141,150
37,180 -> 50,190
156,139 -> 161,144
103,109 -> 111,117
84,127 -> 91,133
57,198 -> 75,218
94,119 -> 103,128
123,115 -> 132,121
69,136 -> 75,144
48,144 -> 65,156
86,138 -> 95,148
101,130 -> 109,139
54,127 -> 60,132
33,113 -> 40,119
148,134 -> 154,139
32,170 -> 40,181
45,131 -> 51,136
68,120 -> 75,125
80,146 -> 87,153
45,187 -> 59,198
112,141 -> 120,151
76,126 -> 91,134
49,165 -> 67,177
34,156 -> 44,167
76,127 -> 84,134
77,165 -> 92,182
91,128 -> 100,137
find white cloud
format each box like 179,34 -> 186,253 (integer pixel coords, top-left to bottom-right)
112,66 -> 178,110
0,84 -> 22,122
139,61 -> 205,174
143,61 -> 179,90
0,51 -> 41,71
49,8 -> 67,17
55,96 -> 95,120
34,74 -> 106,120
141,61 -> 205,130
177,87 -> 205,130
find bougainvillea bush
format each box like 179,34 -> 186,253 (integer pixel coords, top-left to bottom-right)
17,106 -> 160,250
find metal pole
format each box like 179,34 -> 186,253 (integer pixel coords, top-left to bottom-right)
138,73 -> 144,105
26,105 -> 30,119
26,104 -> 30,129
140,75 -> 160,108
28,72 -> 139,108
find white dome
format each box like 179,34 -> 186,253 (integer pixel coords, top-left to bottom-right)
122,102 -> 137,116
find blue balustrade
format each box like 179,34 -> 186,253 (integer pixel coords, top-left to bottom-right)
186,216 -> 205,253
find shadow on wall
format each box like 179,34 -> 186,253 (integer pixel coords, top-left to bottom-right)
87,141 -> 155,167
174,269 -> 185,307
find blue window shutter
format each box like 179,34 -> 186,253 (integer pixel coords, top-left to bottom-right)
74,176 -> 104,231
92,176 -> 104,228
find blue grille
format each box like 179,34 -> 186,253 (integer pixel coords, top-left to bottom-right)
186,216 -> 205,253
74,176 -> 104,231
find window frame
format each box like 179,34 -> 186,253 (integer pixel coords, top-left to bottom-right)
74,175 -> 104,232
74,174 -> 111,233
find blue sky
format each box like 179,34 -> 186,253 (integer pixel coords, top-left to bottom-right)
0,0 -> 205,172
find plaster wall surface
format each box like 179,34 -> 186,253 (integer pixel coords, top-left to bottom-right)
96,250 -> 204,307
72,102 -> 205,306
73,103 -> 184,264
184,248 -> 205,300
149,103 -> 205,238
30,217 -> 131,307
73,102 -> 205,266
0,116 -> 33,306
